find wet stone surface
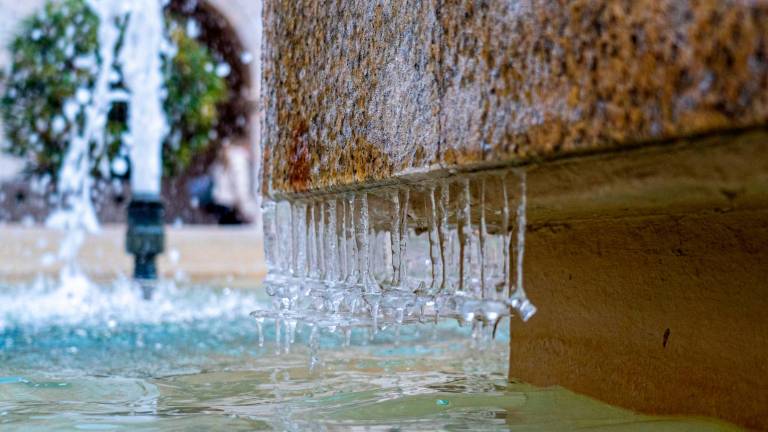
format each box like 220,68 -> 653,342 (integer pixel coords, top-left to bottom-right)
263,0 -> 768,194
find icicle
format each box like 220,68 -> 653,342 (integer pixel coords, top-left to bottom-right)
317,202 -> 326,280
262,200 -> 278,278
257,169 -> 538,349
347,195 -> 360,284
298,203 -> 308,280
346,195 -> 359,284
427,186 -> 442,292
509,170 -> 537,321
326,200 -> 339,283
390,191 -> 402,286
372,231 -> 388,284
357,193 -> 372,290
437,182 -> 449,292
398,189 -> 410,288
501,174 -> 511,301
479,178 -> 488,299
515,174 -> 526,295
290,203 -> 299,278
458,179 -> 472,292
276,202 -> 292,277
339,198 -> 349,282
307,204 -> 318,279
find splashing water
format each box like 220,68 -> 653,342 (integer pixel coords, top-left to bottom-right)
44,0 -> 168,293
0,278 -> 263,334
256,169 -> 536,351
45,0 -> 125,280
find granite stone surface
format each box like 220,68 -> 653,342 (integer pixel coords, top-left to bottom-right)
262,0 -> 768,195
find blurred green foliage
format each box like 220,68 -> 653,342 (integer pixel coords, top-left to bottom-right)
0,0 -> 228,180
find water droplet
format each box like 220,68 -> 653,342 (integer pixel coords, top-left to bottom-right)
215,62 -> 231,78
240,51 -> 254,64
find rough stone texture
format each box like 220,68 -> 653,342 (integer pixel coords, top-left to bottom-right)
506,131 -> 768,431
262,0 -> 441,194
263,0 -> 768,195
511,209 -> 768,431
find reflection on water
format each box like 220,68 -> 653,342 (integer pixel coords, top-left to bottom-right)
0,283 -> 739,431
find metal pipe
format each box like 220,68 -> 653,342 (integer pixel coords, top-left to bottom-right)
126,193 -> 165,299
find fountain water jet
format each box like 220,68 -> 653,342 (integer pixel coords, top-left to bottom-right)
120,0 -> 168,198
45,0 -> 169,297
119,0 -> 169,298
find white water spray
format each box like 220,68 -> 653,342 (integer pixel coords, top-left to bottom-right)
120,0 -> 168,196
45,0 -> 167,294
46,0 -> 125,286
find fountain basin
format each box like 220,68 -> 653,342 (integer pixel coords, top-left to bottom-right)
0,225 -> 265,283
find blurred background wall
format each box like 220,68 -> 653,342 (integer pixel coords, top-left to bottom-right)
0,1 -> 44,183
0,0 -> 262,226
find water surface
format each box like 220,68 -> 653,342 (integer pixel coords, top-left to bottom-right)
0,282 -> 739,431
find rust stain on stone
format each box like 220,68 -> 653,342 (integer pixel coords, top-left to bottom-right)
287,120 -> 311,192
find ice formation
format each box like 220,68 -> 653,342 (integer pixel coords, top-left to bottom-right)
255,170 -> 536,350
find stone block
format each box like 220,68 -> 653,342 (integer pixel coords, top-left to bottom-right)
263,0 -> 768,195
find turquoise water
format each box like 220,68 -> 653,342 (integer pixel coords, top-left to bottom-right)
0,283 -> 739,431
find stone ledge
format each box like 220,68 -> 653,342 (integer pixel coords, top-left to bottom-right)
505,130 -> 768,430
269,129 -> 768,224
511,209 -> 768,430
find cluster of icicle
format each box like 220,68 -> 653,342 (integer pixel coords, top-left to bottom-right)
253,170 -> 536,351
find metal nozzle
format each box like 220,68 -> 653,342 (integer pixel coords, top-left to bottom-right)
126,194 -> 165,299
